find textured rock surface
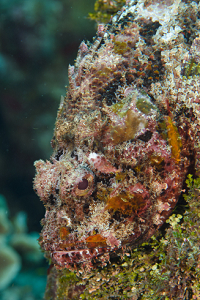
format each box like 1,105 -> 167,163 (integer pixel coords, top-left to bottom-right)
34,0 -> 200,298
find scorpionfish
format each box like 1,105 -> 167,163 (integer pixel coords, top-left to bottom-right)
34,0 -> 200,269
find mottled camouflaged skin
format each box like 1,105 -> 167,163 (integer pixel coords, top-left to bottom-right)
34,0 -> 200,268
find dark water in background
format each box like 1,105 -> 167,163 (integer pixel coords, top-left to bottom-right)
0,0 -> 96,298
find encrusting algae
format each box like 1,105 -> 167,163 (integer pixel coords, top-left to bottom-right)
33,0 -> 200,299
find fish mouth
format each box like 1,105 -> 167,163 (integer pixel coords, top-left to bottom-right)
51,246 -> 112,265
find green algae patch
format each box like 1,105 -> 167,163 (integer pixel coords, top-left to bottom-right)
111,102 -> 127,117
57,271 -> 78,297
136,97 -> 157,115
183,58 -> 200,78
45,268 -> 82,300
113,40 -> 131,55
88,0 -> 126,23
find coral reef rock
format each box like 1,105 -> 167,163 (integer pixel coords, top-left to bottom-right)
34,0 -> 200,271
0,195 -> 21,291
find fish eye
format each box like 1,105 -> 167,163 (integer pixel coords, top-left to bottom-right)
78,178 -> 89,190
74,173 -> 94,197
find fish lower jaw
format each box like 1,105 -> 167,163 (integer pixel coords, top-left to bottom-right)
51,246 -> 112,266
